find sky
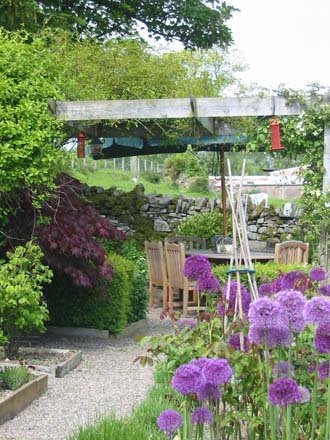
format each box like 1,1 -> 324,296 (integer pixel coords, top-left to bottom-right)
228,0 -> 330,90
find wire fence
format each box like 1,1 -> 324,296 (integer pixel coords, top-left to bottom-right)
70,156 -> 164,173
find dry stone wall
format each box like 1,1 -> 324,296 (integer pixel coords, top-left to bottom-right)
84,184 -> 303,244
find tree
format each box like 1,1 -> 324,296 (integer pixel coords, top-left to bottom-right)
0,241 -> 52,358
0,0 -> 237,49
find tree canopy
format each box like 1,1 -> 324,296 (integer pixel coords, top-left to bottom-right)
0,0 -> 237,49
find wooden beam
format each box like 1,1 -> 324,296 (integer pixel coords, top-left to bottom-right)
53,96 -> 319,121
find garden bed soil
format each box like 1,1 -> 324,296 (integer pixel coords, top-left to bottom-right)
0,347 -> 82,377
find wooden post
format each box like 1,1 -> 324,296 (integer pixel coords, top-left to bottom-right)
131,156 -> 138,179
122,158 -> 125,171
220,147 -> 228,237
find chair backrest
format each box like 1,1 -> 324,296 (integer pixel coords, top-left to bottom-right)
274,240 -> 309,264
144,241 -> 167,286
165,235 -> 207,251
164,242 -> 187,289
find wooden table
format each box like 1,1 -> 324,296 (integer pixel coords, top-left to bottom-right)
185,249 -> 275,265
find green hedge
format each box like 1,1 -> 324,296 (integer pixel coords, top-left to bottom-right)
45,253 -> 134,334
212,261 -> 313,287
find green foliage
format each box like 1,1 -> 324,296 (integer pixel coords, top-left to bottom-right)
141,170 -> 161,184
0,241 -> 52,358
0,366 -> 29,390
212,261 -> 313,286
164,148 -> 205,182
127,274 -> 148,324
187,176 -> 209,192
0,0 -> 236,49
177,211 -> 229,246
0,30 -> 64,217
46,254 -> 133,334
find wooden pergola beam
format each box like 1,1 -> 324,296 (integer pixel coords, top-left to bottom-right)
52,96 -> 312,121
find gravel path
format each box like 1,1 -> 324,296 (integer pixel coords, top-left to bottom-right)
0,309 -> 172,440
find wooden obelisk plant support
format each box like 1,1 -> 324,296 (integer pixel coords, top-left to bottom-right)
224,160 -> 259,348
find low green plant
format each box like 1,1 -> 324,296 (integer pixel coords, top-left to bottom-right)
187,176 -> 209,192
0,241 -> 52,358
177,211 -> 230,246
0,366 -> 30,390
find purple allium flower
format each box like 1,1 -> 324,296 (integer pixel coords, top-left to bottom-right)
318,360 -> 330,381
272,361 -> 294,377
228,333 -> 249,352
271,274 -> 285,294
176,318 -> 196,334
310,267 -> 326,282
248,322 -> 289,348
303,296 -> 330,325
298,386 -> 311,403
259,283 -> 275,296
202,358 -> 233,386
190,357 -> 210,370
281,271 -> 309,293
222,281 -> 251,315
191,407 -> 213,425
157,409 -> 182,433
319,285 -> 330,296
268,377 -> 301,407
197,382 -> 221,401
172,364 -> 203,395
314,321 -> 330,354
183,255 -> 211,280
248,297 -> 286,326
217,302 -> 225,317
197,272 -> 220,294
275,289 -> 306,333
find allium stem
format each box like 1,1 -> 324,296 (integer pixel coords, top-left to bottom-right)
311,357 -> 319,440
286,405 -> 292,440
326,365 -> 330,440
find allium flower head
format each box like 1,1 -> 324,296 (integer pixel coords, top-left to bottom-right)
319,285 -> 330,296
275,289 -> 306,333
318,360 -> 330,381
183,255 -> 211,280
271,274 -> 285,293
157,409 -> 182,433
202,358 -> 232,386
259,283 -> 275,297
228,333 -> 249,352
268,377 -> 301,406
248,322 -> 289,348
217,302 -> 225,317
298,386 -> 311,403
281,270 -> 309,293
197,382 -> 221,401
272,361 -> 294,377
197,272 -> 220,294
248,297 -> 286,326
190,357 -> 210,370
310,267 -> 326,281
172,364 -> 203,395
191,407 -> 213,425
222,281 -> 251,315
314,321 -> 330,354
303,296 -> 330,325
176,318 -> 196,334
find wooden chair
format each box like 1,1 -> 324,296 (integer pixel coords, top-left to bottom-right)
274,240 -> 309,264
164,242 -> 197,317
144,241 -> 168,309
165,235 -> 207,251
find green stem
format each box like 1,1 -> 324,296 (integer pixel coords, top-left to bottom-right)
286,405 -> 292,440
326,371 -> 330,440
311,358 -> 319,440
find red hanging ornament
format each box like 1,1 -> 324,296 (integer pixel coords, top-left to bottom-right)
77,131 -> 86,158
269,117 -> 284,151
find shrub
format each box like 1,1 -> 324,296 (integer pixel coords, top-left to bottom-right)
0,366 -> 30,390
187,176 -> 209,192
46,253 -> 133,334
0,242 -> 52,358
142,170 -> 161,184
177,211 -> 230,246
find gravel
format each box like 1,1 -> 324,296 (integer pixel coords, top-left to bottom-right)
0,308 -> 173,440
